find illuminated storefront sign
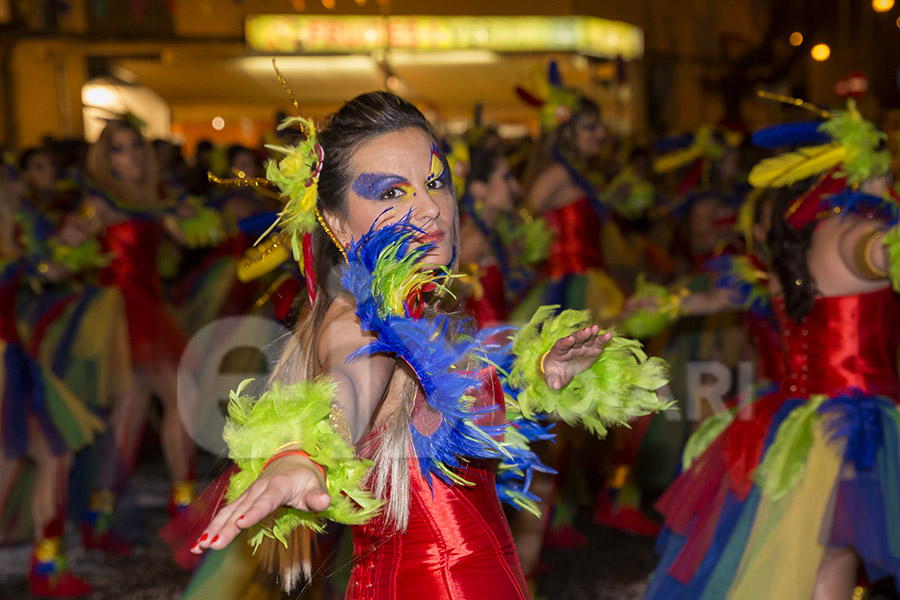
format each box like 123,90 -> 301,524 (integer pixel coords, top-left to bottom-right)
245,15 -> 643,60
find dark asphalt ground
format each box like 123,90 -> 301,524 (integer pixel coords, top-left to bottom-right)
0,449 -> 657,600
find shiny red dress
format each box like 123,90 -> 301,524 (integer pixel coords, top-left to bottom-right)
543,196 -> 604,278
99,219 -> 187,367
466,263 -> 508,328
346,371 -> 529,600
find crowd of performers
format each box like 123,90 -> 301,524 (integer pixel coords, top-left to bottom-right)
1,60 -> 899,600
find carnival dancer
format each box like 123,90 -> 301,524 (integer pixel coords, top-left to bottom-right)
0,179 -> 104,597
513,67 -> 623,324
13,156 -> 135,554
456,135 -> 522,328
79,117 -> 202,525
645,98 -> 900,599
187,90 -> 670,599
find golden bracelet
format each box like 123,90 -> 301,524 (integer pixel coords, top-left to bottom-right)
854,228 -> 888,280
538,349 -> 552,378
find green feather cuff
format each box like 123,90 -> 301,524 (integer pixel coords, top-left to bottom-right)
174,204 -> 227,248
508,305 -> 672,437
223,379 -> 383,550
885,225 -> 900,293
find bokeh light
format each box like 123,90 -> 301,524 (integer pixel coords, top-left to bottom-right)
211,116 -> 225,130
873,0 -> 894,13
811,43 -> 831,62
789,31 -> 803,46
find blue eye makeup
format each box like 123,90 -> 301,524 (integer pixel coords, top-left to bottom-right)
353,172 -> 414,201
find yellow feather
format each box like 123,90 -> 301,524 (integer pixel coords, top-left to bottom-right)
748,144 -> 846,188
652,146 -> 702,174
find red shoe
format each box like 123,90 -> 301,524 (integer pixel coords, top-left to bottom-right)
82,489 -> 133,556
81,521 -> 133,556
29,538 -> 92,597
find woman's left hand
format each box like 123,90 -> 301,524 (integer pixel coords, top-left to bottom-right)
542,325 -> 612,390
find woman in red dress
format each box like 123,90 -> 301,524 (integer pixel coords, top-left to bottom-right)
188,92 -> 668,599
81,119 -> 197,520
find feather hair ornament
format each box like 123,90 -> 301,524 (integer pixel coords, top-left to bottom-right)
748,98 -> 889,189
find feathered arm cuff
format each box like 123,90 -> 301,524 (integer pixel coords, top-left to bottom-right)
49,238 -> 112,273
704,254 -> 771,316
507,305 -> 671,438
169,202 -> 228,249
885,225 -> 900,293
223,378 -> 383,550
620,274 -> 686,339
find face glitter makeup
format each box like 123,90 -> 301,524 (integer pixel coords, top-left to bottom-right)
352,172 -> 415,201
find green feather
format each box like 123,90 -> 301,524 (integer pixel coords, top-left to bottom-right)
818,100 -> 890,185
621,274 -> 680,339
681,408 -> 737,470
508,306 -> 671,438
885,224 -> 900,293
223,378 -> 383,548
754,395 -> 825,501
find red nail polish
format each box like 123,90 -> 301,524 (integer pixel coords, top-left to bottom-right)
199,533 -> 208,542
191,542 -> 199,550
238,515 -> 244,521
212,535 -> 219,544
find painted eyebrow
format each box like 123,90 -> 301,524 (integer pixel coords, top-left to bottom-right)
352,172 -> 410,200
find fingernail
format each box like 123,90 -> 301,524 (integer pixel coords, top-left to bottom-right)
191,542 -> 199,551
212,535 -> 220,544
199,533 -> 208,542
237,515 -> 244,521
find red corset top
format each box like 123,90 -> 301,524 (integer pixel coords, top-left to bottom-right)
346,368 -> 528,599
466,263 -> 508,328
99,219 -> 164,301
543,196 -> 604,278
773,287 -> 900,398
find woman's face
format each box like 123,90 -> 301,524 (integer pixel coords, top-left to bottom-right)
331,127 -> 457,268
573,111 -> 605,159
23,153 -> 56,193
108,127 -> 145,183
479,157 -> 518,213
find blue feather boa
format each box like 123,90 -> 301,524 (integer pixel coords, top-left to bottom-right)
341,216 -> 555,507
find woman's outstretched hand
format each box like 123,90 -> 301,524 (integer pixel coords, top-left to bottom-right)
542,325 -> 612,390
191,455 -> 330,554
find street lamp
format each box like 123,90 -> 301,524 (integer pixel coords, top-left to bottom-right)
811,43 -> 831,62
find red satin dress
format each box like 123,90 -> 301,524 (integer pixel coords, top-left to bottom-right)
649,287 -> 900,596
99,218 -> 187,367
466,263 -> 508,328
543,197 -> 604,279
772,287 -> 900,399
346,370 -> 529,600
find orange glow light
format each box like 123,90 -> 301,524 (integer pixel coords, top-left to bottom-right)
789,31 -> 803,46
873,0 -> 894,12
811,43 -> 831,62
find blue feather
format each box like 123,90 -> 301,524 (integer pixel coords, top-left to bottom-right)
341,215 -> 559,507
818,390 -> 892,471
827,189 -> 900,227
751,121 -> 829,149
547,60 -> 562,87
703,254 -> 772,317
